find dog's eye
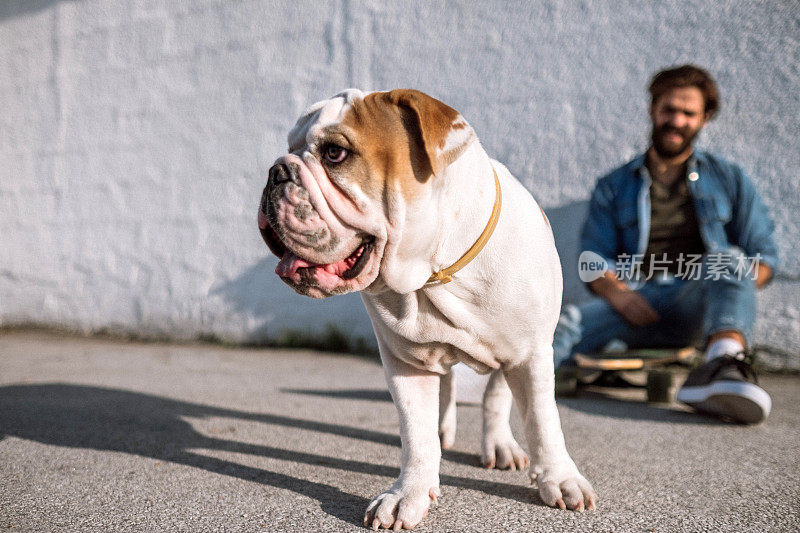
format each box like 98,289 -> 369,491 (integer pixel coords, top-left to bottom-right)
322,144 -> 348,164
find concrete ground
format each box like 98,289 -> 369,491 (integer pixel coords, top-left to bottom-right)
1,331 -> 798,532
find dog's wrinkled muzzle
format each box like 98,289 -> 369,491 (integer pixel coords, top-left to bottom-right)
257,163 -> 292,258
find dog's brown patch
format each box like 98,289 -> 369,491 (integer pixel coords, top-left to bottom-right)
336,89 -> 475,201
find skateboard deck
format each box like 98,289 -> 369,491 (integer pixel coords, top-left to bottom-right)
556,347 -> 698,402
574,346 -> 697,370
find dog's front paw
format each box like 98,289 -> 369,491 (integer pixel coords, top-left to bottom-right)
481,430 -> 529,470
364,483 -> 440,530
532,464 -> 597,512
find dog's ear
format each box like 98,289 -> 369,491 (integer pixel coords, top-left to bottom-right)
383,89 -> 475,181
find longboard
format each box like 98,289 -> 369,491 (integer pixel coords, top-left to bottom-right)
555,347 -> 698,402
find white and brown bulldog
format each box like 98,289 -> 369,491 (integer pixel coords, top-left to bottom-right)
258,89 -> 596,529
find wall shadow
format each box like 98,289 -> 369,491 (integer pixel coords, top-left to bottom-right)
0,0 -> 75,21
211,257 -> 374,345
0,383 -> 542,526
545,200 -> 592,306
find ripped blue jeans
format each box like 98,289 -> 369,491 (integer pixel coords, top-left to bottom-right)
552,256 -> 757,367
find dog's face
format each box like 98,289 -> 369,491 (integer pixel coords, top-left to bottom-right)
258,89 -> 475,298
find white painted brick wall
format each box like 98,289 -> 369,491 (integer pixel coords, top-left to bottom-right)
1,1 -> 798,365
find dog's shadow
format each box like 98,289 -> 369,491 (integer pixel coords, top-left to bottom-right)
284,385 -> 730,426
0,383 -> 536,527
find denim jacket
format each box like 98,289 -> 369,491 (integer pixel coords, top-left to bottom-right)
581,150 -> 779,279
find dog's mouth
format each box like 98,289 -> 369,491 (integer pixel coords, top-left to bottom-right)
274,234 -> 375,282
258,214 -> 287,258
258,184 -> 378,292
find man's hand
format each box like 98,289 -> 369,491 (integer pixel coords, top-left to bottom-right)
755,263 -> 772,289
605,290 -> 660,326
588,271 -> 660,327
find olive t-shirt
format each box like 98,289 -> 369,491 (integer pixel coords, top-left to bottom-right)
641,177 -> 706,276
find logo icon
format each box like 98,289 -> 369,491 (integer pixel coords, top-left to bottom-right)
578,251 -> 609,282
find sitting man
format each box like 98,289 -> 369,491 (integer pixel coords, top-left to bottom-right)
553,64 -> 778,424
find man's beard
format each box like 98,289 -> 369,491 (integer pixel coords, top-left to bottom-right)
650,123 -> 701,158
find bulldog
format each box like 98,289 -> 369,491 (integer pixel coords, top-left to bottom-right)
258,89 -> 596,530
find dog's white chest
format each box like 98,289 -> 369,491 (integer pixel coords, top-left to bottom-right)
362,289 -> 506,374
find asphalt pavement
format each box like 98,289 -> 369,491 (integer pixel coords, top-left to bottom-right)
1,331 -> 798,532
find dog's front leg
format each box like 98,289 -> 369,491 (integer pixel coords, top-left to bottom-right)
503,347 -> 597,511
364,353 -> 441,531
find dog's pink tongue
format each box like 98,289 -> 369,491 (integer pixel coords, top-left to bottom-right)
275,251 -> 313,278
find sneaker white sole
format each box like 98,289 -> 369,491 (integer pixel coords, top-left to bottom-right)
676,380 -> 771,424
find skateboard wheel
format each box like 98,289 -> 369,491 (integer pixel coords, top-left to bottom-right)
555,367 -> 579,397
646,370 -> 673,403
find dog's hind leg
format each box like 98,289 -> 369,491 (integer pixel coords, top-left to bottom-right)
481,369 -> 529,470
438,371 -> 457,449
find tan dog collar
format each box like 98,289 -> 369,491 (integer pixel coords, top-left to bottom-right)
428,167 -> 502,284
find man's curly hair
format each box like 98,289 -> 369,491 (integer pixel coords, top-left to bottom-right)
649,64 -> 720,120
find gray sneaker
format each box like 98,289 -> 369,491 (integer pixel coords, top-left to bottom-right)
676,352 -> 771,424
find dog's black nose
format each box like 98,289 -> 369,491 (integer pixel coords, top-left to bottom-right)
268,163 -> 293,186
